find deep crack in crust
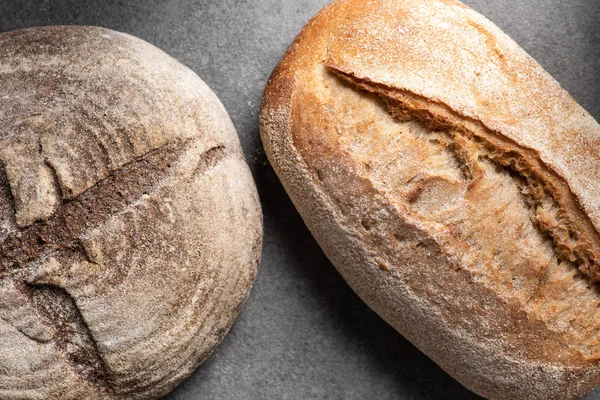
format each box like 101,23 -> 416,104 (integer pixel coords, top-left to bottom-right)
260,0 -> 600,398
313,70 -> 600,358
331,68 -> 600,284
0,140 -> 226,276
26,284 -> 115,394
0,141 -> 230,395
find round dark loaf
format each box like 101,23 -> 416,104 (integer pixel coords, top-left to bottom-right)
0,26 -> 262,399
260,0 -> 600,398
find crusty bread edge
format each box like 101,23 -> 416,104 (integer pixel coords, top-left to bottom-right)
144,32 -> 263,398
0,26 -> 263,400
260,54 -> 600,400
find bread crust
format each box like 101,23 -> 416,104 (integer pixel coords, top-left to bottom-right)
260,0 -> 600,398
0,26 -> 262,399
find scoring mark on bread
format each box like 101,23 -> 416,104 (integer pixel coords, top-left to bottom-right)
0,163 -> 17,232
26,283 -> 114,394
192,145 -> 227,177
0,139 -> 229,389
299,65 -> 600,358
328,65 -> 600,283
0,139 -> 227,275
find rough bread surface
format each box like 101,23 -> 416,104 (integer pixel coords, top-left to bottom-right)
260,0 -> 600,399
0,26 -> 262,399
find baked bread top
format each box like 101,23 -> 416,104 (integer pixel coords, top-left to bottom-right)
279,0 -> 600,281
261,0 -> 600,398
0,26 -> 262,399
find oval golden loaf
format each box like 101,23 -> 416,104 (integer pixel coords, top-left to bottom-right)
260,0 -> 600,398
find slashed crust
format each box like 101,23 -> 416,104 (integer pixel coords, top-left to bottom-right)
260,0 -> 600,398
0,26 -> 262,400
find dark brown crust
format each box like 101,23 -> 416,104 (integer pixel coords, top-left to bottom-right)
0,142 -> 228,392
0,140 -> 226,277
0,26 -> 262,400
27,283 -> 115,394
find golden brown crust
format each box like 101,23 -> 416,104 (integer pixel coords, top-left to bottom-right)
0,26 -> 262,399
322,0 -> 600,279
260,0 -> 600,398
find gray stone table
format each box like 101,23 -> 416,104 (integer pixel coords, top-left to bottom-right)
1,0 -> 598,398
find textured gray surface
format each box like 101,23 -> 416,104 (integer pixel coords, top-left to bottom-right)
0,0 -> 599,399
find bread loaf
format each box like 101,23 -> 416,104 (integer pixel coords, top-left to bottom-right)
260,0 -> 600,398
0,26 -> 262,399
